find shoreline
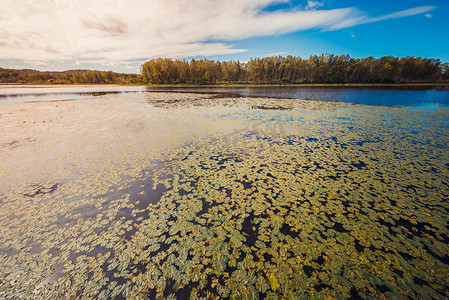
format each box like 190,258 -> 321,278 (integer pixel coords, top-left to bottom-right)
1,82 -> 449,88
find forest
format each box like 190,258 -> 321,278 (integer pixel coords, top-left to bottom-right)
0,68 -> 141,84
2,54 -> 448,85
141,54 -> 449,84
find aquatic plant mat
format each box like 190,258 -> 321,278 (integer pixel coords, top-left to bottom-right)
0,92 -> 448,299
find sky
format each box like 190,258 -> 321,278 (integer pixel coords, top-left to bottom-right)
0,0 -> 447,73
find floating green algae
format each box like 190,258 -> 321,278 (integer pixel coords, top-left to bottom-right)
0,93 -> 448,299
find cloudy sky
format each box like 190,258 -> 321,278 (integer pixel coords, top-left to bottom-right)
0,0 -> 447,72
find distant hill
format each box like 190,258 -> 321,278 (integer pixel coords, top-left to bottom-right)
0,68 -> 142,84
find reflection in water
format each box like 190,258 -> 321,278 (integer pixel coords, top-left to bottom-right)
0,92 -> 448,298
0,92 -> 96,104
2,85 -> 449,107
0,85 -> 146,105
146,85 -> 449,107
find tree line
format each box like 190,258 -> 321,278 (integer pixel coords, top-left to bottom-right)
141,54 -> 449,84
0,68 -> 142,84
2,54 -> 448,85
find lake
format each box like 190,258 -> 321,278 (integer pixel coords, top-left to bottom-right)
0,85 -> 146,105
146,85 -> 449,107
0,88 -> 448,299
1,84 -> 449,107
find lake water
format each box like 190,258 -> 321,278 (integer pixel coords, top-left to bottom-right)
1,85 -> 449,107
147,85 -> 449,107
0,85 -> 146,105
0,90 -> 448,298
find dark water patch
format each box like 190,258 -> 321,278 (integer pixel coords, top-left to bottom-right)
23,183 -> 59,197
395,218 -> 434,235
180,151 -> 194,162
209,153 -> 244,165
355,140 -> 380,147
172,275 -> 214,300
54,175 -> 167,230
87,245 -> 111,257
303,265 -> 316,277
87,91 -> 121,97
332,223 -> 349,233
439,233 -> 449,244
397,251 -> 414,262
217,187 -> 232,198
413,277 -> 427,286
376,284 -> 390,294
242,213 -> 258,246
315,255 -> 325,265
422,244 -> 449,265
338,142 -> 349,150
251,105 -> 292,111
235,179 -> 252,190
423,166 -> 440,174
178,188 -> 190,196
350,287 -> 363,299
353,240 -> 365,253
351,161 -> 367,169
314,282 -> 331,292
305,137 -> 318,142
198,198 -> 212,215
280,223 -> 299,239
331,116 -> 352,120
392,268 -> 404,277
172,279 -> 199,300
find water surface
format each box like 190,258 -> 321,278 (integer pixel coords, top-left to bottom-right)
0,92 -> 448,299
3,85 -> 449,108
147,85 -> 449,107
0,85 -> 146,105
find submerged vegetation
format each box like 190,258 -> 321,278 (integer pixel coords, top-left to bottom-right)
0,68 -> 142,85
141,54 -> 449,85
0,93 -> 448,298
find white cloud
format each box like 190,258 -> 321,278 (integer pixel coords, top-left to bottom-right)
0,0 -> 436,70
364,6 -> 435,23
324,6 -> 434,30
306,1 -> 324,10
425,13 -> 432,18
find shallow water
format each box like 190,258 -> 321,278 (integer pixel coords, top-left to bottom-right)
0,92 -> 448,299
0,85 -> 146,105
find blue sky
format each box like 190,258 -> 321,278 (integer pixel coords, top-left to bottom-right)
207,0 -> 449,63
0,0 -> 447,72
